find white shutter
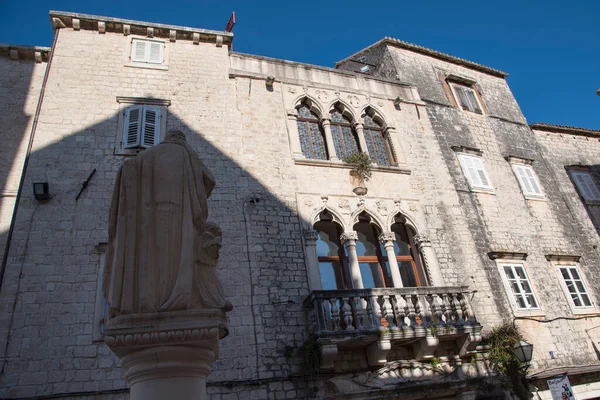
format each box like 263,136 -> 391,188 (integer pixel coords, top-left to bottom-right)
459,154 -> 492,190
148,42 -> 163,64
453,85 -> 470,111
513,164 -> 543,197
572,172 -> 600,201
122,106 -> 142,148
141,107 -> 161,148
465,88 -> 483,114
131,39 -> 148,62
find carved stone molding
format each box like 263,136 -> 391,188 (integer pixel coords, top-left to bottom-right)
379,232 -> 395,244
303,230 -> 318,242
340,231 -> 358,242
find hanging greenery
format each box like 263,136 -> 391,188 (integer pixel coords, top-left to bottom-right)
343,152 -> 373,183
485,323 -> 531,400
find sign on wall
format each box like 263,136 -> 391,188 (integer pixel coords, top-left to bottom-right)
548,375 -> 575,400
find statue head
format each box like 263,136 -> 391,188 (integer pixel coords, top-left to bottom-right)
196,223 -> 222,266
165,130 -> 187,143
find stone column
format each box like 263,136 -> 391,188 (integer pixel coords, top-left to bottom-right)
414,234 -> 444,286
353,122 -> 369,157
341,231 -> 363,289
320,117 -> 338,161
303,229 -> 322,291
105,309 -> 228,400
379,232 -> 404,288
286,108 -> 304,159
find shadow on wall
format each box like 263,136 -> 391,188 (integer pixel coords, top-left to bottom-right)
0,110 -> 311,398
0,56 -> 40,261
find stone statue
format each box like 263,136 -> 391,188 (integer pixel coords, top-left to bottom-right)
103,130 -> 231,317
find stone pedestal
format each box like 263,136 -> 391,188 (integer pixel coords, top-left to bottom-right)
105,309 -> 228,400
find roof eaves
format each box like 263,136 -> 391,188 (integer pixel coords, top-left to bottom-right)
335,37 -> 508,79
530,122 -> 600,137
48,10 -> 233,45
0,43 -> 51,62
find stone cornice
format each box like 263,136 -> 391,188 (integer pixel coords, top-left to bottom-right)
49,10 -> 233,47
0,43 -> 50,62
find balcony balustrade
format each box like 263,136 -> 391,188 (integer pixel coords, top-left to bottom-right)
303,286 -> 482,369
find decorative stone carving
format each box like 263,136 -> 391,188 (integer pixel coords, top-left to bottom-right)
338,199 -> 351,215
146,27 -> 154,37
303,196 -> 313,207
123,24 -> 130,35
321,195 -> 329,205
340,231 -> 358,242
379,232 -> 395,245
287,86 -> 297,94
303,230 -> 318,242
348,95 -> 360,108
316,89 -> 329,102
103,131 -> 232,317
169,29 -> 176,42
98,21 -> 106,33
376,200 -> 388,216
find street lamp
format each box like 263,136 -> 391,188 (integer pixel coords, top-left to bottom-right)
512,340 -> 534,366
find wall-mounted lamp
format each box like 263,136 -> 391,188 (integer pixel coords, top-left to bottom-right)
266,75 -> 275,87
33,182 -> 51,201
394,96 -> 403,108
512,340 -> 534,367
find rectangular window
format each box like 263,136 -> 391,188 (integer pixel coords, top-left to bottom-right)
558,266 -> 593,309
501,264 -> 539,310
571,171 -> 600,201
131,39 -> 164,64
458,154 -> 493,191
122,105 -> 163,149
450,83 -> 483,114
512,164 -> 544,198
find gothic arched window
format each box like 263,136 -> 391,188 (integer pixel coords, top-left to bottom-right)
353,213 -> 392,289
330,108 -> 360,160
297,104 -> 328,160
315,214 -> 349,290
363,113 -> 394,167
391,215 -> 428,287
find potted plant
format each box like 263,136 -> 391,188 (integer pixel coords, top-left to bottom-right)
343,152 -> 372,195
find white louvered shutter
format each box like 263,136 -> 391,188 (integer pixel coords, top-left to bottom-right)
513,164 -> 543,197
459,154 -> 492,190
122,106 -> 142,148
131,39 -> 147,62
572,172 -> 600,201
141,107 -> 161,148
454,86 -> 470,111
148,42 -> 163,64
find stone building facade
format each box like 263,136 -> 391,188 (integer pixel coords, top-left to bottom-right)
0,11 -> 599,400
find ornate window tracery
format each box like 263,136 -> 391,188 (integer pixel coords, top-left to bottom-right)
296,104 -> 328,160
330,108 -> 360,160
315,214 -> 350,290
362,113 -> 394,167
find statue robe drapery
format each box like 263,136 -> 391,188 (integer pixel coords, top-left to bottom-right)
103,133 -> 217,316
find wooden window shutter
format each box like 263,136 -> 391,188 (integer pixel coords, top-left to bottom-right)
573,172 -> 600,201
131,39 -> 147,63
122,106 -> 143,148
141,107 -> 161,148
148,42 -> 163,64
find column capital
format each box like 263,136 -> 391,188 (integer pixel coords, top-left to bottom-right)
304,229 -> 319,242
320,117 -> 331,126
379,232 -> 395,245
340,231 -> 358,243
414,234 -> 431,249
353,122 -> 364,130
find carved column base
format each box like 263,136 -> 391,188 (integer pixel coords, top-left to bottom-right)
105,309 -> 228,400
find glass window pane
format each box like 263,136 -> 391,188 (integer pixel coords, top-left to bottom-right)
504,266 -> 515,280
520,281 -> 533,294
319,262 -> 339,290
359,263 -> 377,289
510,281 -> 522,294
354,222 -> 379,257
516,295 -> 527,309
526,294 -> 538,308
575,280 -> 586,293
565,281 -> 577,293
571,294 -> 582,307
560,268 -> 570,280
399,261 -> 418,287
515,267 -> 526,280
582,294 -> 592,307
391,224 -> 411,256
570,268 -> 580,280
315,222 -> 341,257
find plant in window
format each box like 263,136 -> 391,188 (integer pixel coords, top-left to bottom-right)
343,152 -> 373,195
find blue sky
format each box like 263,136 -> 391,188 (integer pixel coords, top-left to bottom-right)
1,0 -> 598,129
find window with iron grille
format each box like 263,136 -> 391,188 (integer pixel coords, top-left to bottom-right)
297,104 -> 328,160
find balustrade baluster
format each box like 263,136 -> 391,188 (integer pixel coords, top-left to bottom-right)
441,293 -> 451,325
353,296 -> 366,330
453,293 -> 464,323
330,298 -> 341,331
459,293 -> 472,323
381,295 -> 396,328
341,297 -> 355,331
392,294 -> 405,328
371,295 -> 383,329
406,294 -> 417,327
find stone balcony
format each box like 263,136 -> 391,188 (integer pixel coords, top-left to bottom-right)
303,286 -> 482,370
